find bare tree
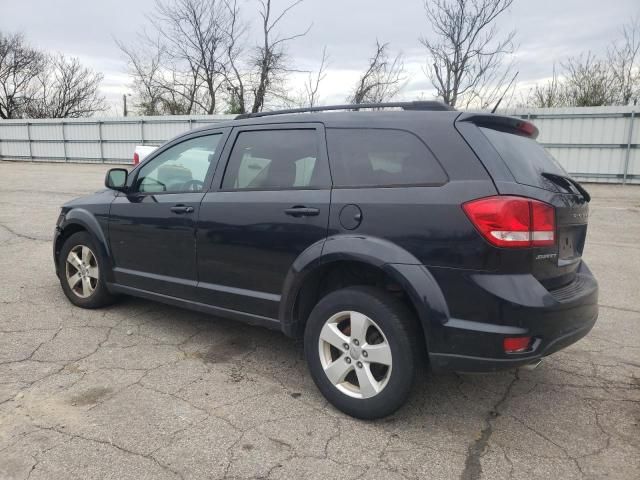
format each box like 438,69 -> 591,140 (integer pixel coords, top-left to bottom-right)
463,61 -> 518,110
527,17 -> 640,108
527,54 -> 617,108
304,46 -> 328,107
1,32 -> 104,119
119,0 -> 239,115
527,55 -> 625,108
157,66 -> 203,114
350,41 -> 405,104
150,0 -> 231,114
118,39 -> 166,115
420,0 -> 515,108
118,0 -> 311,114
562,53 -> 618,107
528,65 -> 568,108
118,0 -> 239,115
608,16 -> 640,105
251,0 -> 311,113
223,0 -> 248,114
25,54 -> 105,118
0,32 -> 45,119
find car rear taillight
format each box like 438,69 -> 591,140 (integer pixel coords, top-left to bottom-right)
516,121 -> 537,137
133,152 -> 140,165
503,336 -> 532,353
462,196 -> 555,248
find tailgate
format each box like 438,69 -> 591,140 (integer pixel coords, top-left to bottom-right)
456,114 -> 591,288
533,193 -> 588,288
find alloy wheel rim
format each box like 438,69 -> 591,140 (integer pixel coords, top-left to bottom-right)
65,245 -> 99,298
318,310 -> 392,399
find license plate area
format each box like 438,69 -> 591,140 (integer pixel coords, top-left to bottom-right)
558,225 -> 586,261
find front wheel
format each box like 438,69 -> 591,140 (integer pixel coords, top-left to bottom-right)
304,286 -> 419,419
58,231 -> 117,308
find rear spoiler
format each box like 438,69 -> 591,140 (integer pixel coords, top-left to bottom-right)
457,113 -> 539,139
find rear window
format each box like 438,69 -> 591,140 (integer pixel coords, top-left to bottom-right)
480,127 -> 568,191
326,128 -> 447,187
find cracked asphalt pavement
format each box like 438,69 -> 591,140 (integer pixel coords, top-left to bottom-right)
1,161 -> 639,480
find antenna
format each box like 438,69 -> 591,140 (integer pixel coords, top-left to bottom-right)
491,71 -> 519,114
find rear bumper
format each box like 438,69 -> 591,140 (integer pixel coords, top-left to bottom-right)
426,262 -> 598,373
429,314 -> 596,372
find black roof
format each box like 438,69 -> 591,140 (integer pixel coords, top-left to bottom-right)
184,101 -> 461,138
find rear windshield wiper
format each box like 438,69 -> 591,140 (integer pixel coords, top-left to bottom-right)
541,172 -> 591,202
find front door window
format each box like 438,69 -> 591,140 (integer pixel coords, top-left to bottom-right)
135,134 -> 222,193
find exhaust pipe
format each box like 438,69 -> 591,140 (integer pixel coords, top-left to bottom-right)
521,359 -> 543,371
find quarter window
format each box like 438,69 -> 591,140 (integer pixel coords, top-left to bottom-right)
222,129 -> 328,190
135,134 -> 222,193
326,128 -> 447,187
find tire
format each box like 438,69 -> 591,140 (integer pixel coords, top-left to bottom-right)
58,231 -> 117,309
304,286 -> 420,419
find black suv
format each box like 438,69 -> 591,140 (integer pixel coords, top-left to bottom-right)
54,102 -> 598,419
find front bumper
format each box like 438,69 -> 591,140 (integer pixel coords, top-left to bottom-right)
427,262 -> 598,373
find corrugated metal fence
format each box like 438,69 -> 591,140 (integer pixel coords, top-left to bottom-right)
505,106 -> 639,184
0,107 -> 638,184
0,115 -> 231,164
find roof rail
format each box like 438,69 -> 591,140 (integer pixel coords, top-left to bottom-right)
234,101 -> 454,119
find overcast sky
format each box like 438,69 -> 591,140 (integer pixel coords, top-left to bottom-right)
1,0 -> 637,113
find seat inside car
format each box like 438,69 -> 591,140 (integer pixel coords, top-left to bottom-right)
248,153 -> 297,188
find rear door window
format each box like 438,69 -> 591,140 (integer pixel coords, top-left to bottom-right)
480,127 -> 568,191
221,129 -> 329,190
326,128 -> 447,187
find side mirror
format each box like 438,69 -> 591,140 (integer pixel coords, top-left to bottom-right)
105,168 -> 128,191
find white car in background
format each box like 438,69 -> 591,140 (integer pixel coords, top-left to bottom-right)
133,145 -> 158,165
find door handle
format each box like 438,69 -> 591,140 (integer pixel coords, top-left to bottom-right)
170,205 -> 194,214
284,206 -> 320,217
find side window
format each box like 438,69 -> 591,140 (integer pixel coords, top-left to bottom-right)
135,134 -> 222,193
222,129 -> 329,190
326,128 -> 447,187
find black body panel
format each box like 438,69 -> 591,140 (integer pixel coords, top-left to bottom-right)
108,191 -> 204,299
196,189 -> 330,318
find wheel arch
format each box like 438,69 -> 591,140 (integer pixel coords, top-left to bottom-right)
279,235 -> 450,352
55,209 -> 112,279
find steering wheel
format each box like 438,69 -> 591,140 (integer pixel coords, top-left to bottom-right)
182,179 -> 205,192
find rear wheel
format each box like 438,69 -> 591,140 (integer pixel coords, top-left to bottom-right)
58,231 -> 117,308
304,286 -> 419,419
